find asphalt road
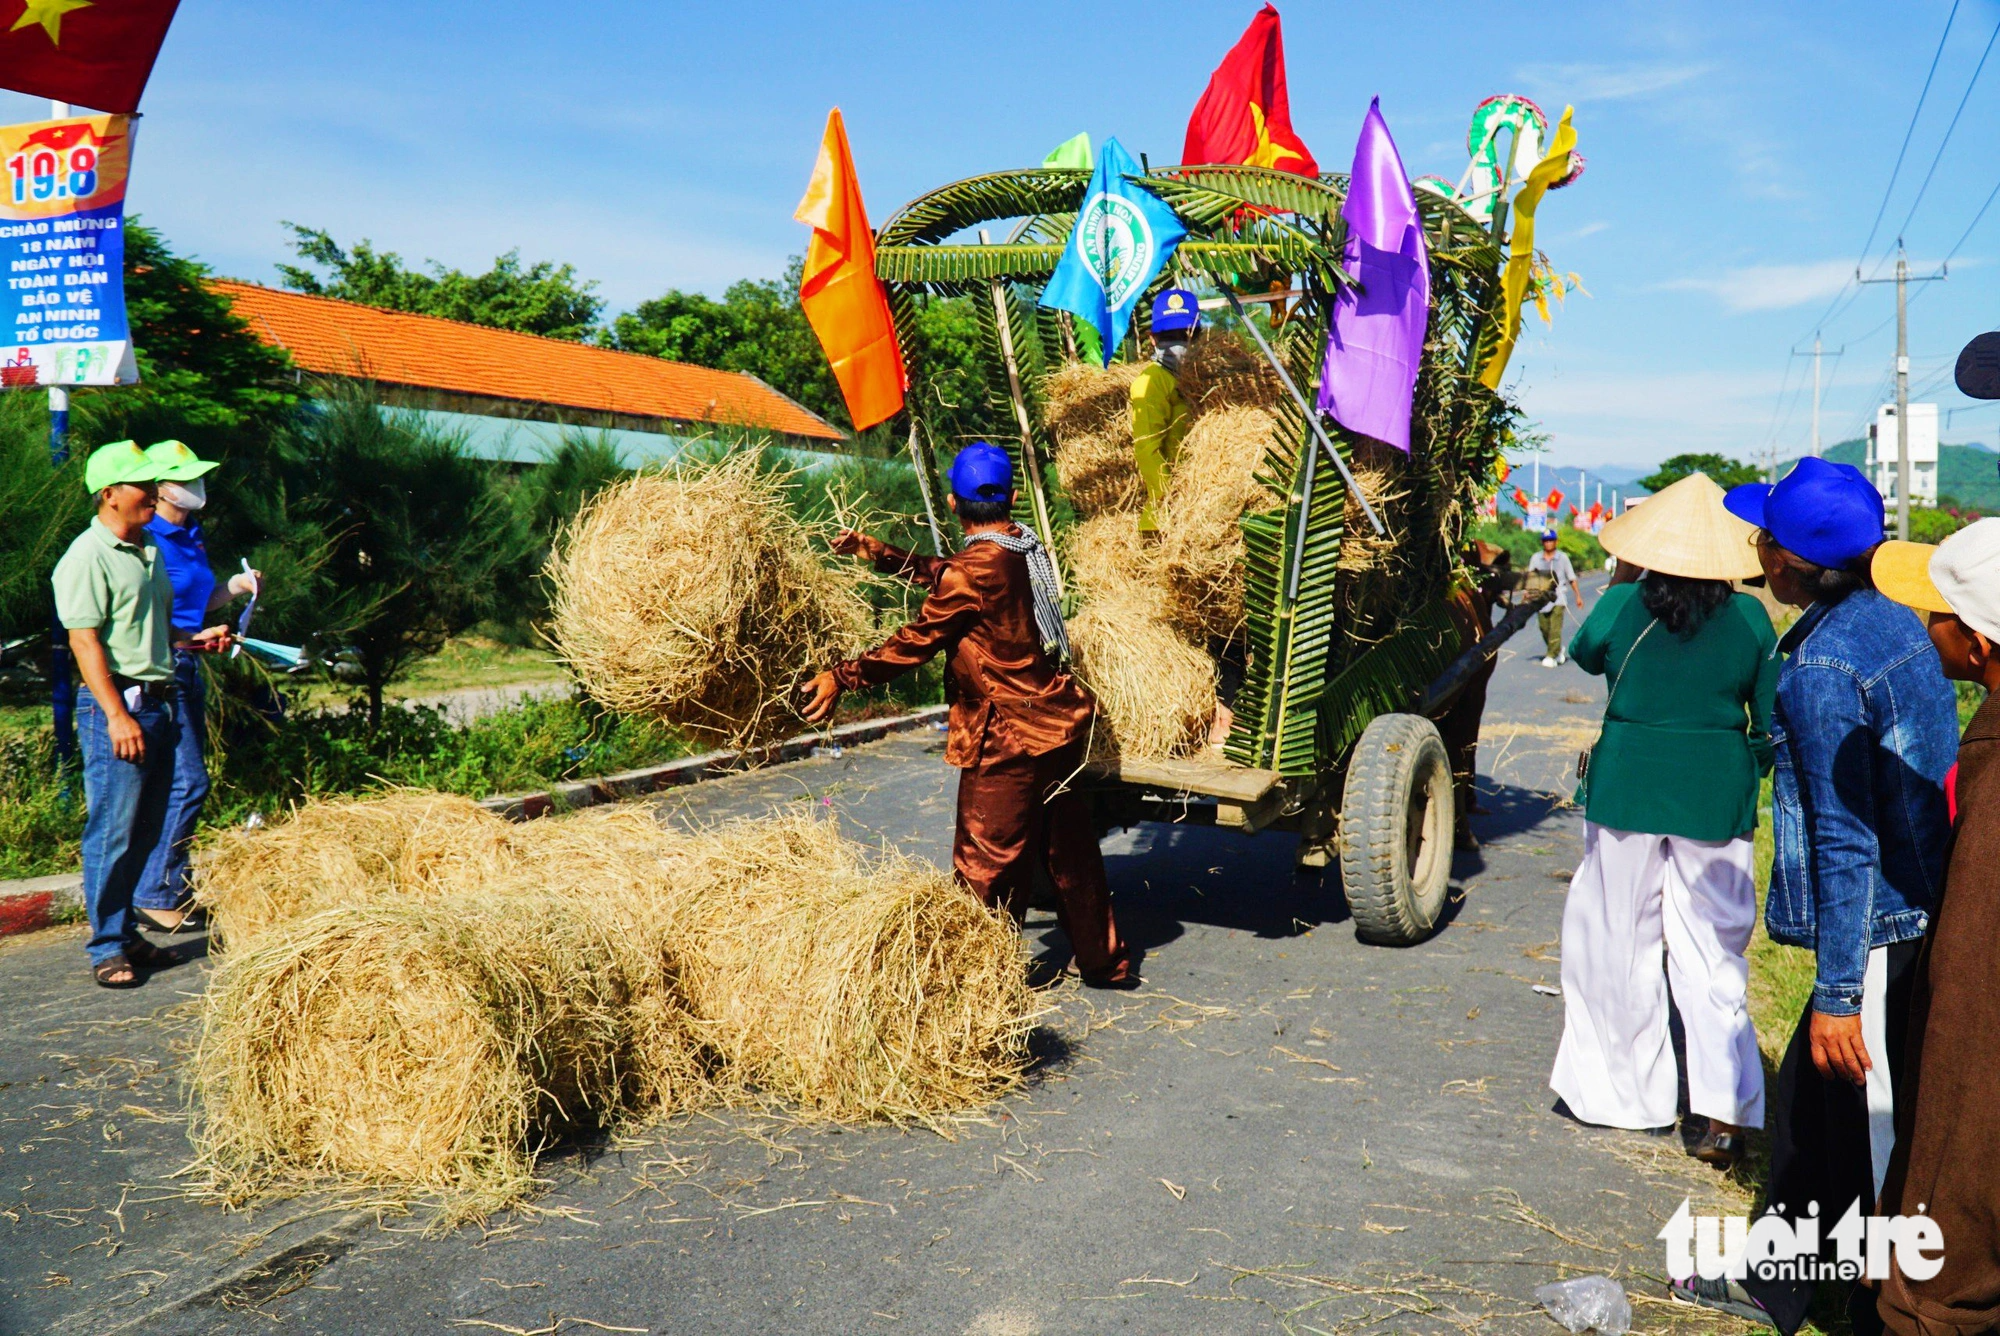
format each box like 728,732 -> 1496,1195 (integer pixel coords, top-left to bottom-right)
0,585 -> 1763,1335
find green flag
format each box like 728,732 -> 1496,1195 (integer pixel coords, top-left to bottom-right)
1042,132 -> 1093,170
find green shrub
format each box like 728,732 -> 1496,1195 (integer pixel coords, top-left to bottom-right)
1469,517 -> 1607,573
0,727 -> 82,880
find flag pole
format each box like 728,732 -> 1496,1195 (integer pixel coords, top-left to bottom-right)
1212,282 -> 1385,535
979,230 -> 1064,596
47,98 -> 75,766
905,417 -> 946,556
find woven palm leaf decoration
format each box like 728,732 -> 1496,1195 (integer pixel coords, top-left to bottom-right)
875,158 -> 1522,778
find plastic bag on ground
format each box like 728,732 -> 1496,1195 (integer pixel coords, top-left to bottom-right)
1534,1275 -> 1632,1335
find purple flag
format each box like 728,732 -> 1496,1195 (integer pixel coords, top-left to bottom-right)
1316,98 -> 1429,453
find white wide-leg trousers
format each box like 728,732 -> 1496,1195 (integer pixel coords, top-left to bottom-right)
1549,822 -> 1765,1130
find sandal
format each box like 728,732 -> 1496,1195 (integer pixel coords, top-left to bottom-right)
92,953 -> 142,989
1692,1124 -> 1743,1170
121,938 -> 179,971
134,905 -> 205,934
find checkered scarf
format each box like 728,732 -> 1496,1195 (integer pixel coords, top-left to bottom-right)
966,527 -> 1070,665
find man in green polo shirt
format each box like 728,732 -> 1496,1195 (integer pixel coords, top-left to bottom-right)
51,441 -> 230,988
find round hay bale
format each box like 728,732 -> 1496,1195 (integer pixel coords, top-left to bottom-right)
1068,587 -> 1216,761
1044,361 -> 1144,519
546,453 -> 873,746
1176,332 -> 1284,414
1042,359 -> 1143,441
661,812 -> 1039,1124
195,793 -> 514,948
1154,405 -> 1283,642
500,806 -> 720,1112
1064,513 -> 1159,604
192,894 -> 640,1219
1053,429 -> 1144,518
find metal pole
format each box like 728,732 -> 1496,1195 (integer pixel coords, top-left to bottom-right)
1896,252 -> 1910,540
1810,334 -> 1822,458
47,98 -> 74,765
1212,282 -> 1385,534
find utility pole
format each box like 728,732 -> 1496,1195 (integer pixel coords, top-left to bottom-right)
1859,246 -> 1946,538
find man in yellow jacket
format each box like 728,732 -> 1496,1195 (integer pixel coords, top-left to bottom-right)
1129,287 -> 1198,534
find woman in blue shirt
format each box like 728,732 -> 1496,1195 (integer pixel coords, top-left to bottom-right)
135,441 -> 261,931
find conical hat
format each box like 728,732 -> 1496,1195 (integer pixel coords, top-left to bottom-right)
1597,471 -> 1763,581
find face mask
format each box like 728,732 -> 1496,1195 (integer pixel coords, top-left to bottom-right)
1154,341 -> 1189,374
159,478 -> 206,511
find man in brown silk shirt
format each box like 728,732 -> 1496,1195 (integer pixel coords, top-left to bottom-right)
801,442 -> 1135,988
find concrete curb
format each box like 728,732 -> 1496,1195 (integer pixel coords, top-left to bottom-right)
0,705 -> 950,936
477,705 -> 950,820
0,872 -> 83,935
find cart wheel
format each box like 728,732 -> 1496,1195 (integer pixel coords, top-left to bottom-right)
1339,713 -> 1454,945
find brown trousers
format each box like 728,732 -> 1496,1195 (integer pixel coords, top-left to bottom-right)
953,739 -> 1130,982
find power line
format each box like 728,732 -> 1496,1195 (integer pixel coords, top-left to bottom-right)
1860,0 -> 1961,263
1890,13 -> 2000,249
1792,2 -> 1965,347
1939,168 -> 2000,264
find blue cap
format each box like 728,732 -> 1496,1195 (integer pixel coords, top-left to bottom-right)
1724,456 -> 1885,570
1151,287 -> 1200,333
1540,529 -> 1559,542
949,441 -> 1013,503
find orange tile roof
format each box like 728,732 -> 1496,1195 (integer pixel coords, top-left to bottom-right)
210,279 -> 844,442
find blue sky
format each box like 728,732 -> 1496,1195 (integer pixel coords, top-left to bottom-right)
7,0 -> 2000,471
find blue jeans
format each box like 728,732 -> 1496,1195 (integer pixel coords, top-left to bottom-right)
77,687 -> 179,965
136,653 -> 210,911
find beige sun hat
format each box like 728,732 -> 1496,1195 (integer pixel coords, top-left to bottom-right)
1597,471 -> 1764,581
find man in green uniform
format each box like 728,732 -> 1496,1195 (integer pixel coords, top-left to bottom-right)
51,441 -> 230,988
1129,287 -> 1197,534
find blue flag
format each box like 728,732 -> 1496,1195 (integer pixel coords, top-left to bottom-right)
1037,137 -> 1187,365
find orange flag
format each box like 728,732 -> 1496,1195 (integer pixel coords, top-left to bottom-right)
795,109 -> 905,432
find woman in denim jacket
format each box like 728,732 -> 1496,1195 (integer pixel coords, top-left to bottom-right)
1689,458 -> 1957,1336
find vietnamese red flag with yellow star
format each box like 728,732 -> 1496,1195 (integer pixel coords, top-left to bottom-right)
794,108 -> 905,433
1181,4 -> 1318,175
0,0 -> 181,114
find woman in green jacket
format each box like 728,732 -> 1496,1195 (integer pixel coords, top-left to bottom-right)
1547,473 -> 1777,1169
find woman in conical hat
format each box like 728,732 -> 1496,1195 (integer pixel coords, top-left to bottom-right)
1547,471 -> 1776,1174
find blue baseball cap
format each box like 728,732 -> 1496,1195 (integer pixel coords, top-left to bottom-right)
1540,529 -> 1559,542
1151,287 -> 1200,333
1724,456 -> 1885,570
949,441 -> 1013,503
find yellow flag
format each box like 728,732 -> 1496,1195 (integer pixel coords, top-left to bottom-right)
1479,108 -> 1577,391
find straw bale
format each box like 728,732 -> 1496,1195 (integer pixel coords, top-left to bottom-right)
1336,464 -> 1413,574
1042,358 -> 1143,442
501,807 -> 718,1112
190,796 -> 1038,1213
194,792 -> 513,947
192,893 -> 641,1220
1068,587 -> 1216,761
545,453 -> 873,745
659,811 -> 1038,1124
1044,361 -> 1144,519
1064,513 -> 1159,604
1154,405 -> 1281,641
1175,334 -> 1284,415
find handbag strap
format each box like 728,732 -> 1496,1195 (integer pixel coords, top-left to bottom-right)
1605,617 -> 1660,712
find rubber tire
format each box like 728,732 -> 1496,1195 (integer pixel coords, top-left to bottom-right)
1339,712 -> 1455,946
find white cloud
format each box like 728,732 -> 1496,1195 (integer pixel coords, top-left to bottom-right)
1659,260 -> 1855,312
1507,365 -> 1789,470
1515,61 -> 1714,103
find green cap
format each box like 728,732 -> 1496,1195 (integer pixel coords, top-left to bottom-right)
84,440 -> 166,493
143,439 -> 219,481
